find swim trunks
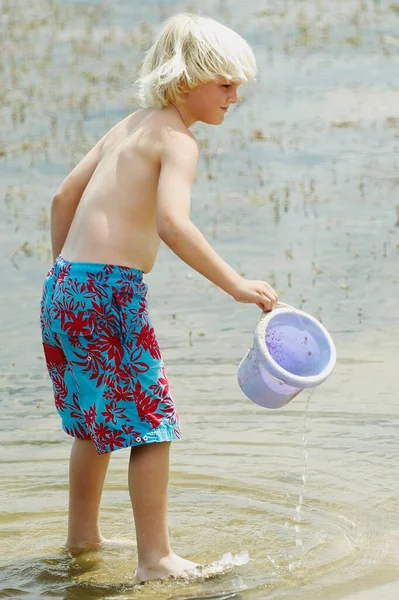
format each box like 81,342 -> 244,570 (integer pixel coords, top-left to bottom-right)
40,256 -> 181,454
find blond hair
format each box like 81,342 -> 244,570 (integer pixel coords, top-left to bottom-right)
137,13 -> 257,108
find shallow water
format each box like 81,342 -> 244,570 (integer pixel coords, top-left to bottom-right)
1,0 -> 399,598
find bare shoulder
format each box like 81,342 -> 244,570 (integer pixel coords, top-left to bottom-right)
100,108 -> 149,146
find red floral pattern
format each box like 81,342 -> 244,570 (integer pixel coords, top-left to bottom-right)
40,256 -> 181,454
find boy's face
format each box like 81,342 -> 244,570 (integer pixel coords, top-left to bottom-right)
180,77 -> 240,126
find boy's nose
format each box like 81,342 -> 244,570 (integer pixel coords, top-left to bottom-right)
228,89 -> 238,104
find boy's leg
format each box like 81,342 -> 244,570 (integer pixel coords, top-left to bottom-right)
128,441 -> 198,582
67,438 -> 111,550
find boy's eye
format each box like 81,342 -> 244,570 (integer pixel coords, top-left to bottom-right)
222,84 -> 231,89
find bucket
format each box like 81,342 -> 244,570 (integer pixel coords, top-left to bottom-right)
237,303 -> 336,409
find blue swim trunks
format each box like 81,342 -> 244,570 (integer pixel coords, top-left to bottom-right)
40,256 -> 181,454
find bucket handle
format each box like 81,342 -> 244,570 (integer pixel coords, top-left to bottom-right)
261,302 -> 297,316
258,301 -> 298,334
275,302 -> 296,311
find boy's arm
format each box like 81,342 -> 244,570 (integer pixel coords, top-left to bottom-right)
50,137 -> 105,260
157,129 -> 243,297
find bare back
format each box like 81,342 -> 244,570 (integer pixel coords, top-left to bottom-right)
62,108 -> 185,273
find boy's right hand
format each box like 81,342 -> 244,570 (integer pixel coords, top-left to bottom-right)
231,277 -> 278,312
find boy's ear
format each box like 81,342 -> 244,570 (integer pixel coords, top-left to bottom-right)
177,78 -> 189,95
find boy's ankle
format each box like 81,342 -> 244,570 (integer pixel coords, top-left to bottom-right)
138,548 -> 173,568
66,534 -> 105,551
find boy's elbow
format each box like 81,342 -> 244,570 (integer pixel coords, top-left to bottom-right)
51,192 -> 69,208
51,193 -> 64,215
157,216 -> 175,243
157,215 -> 187,243
51,190 -> 79,214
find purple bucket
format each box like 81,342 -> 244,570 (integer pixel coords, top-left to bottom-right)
237,304 -> 336,409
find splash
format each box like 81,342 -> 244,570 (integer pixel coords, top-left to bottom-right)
178,551 -> 250,582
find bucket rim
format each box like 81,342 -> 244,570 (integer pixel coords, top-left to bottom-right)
253,307 -> 337,389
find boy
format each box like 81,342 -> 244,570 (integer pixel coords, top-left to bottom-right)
40,13 -> 278,583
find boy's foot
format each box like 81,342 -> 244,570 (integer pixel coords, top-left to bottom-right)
135,552 -> 199,583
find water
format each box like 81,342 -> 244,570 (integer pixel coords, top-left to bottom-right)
294,392 -> 311,547
294,391 -> 312,559
1,0 -> 399,598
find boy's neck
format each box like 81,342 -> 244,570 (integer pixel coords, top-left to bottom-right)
163,103 -> 196,128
